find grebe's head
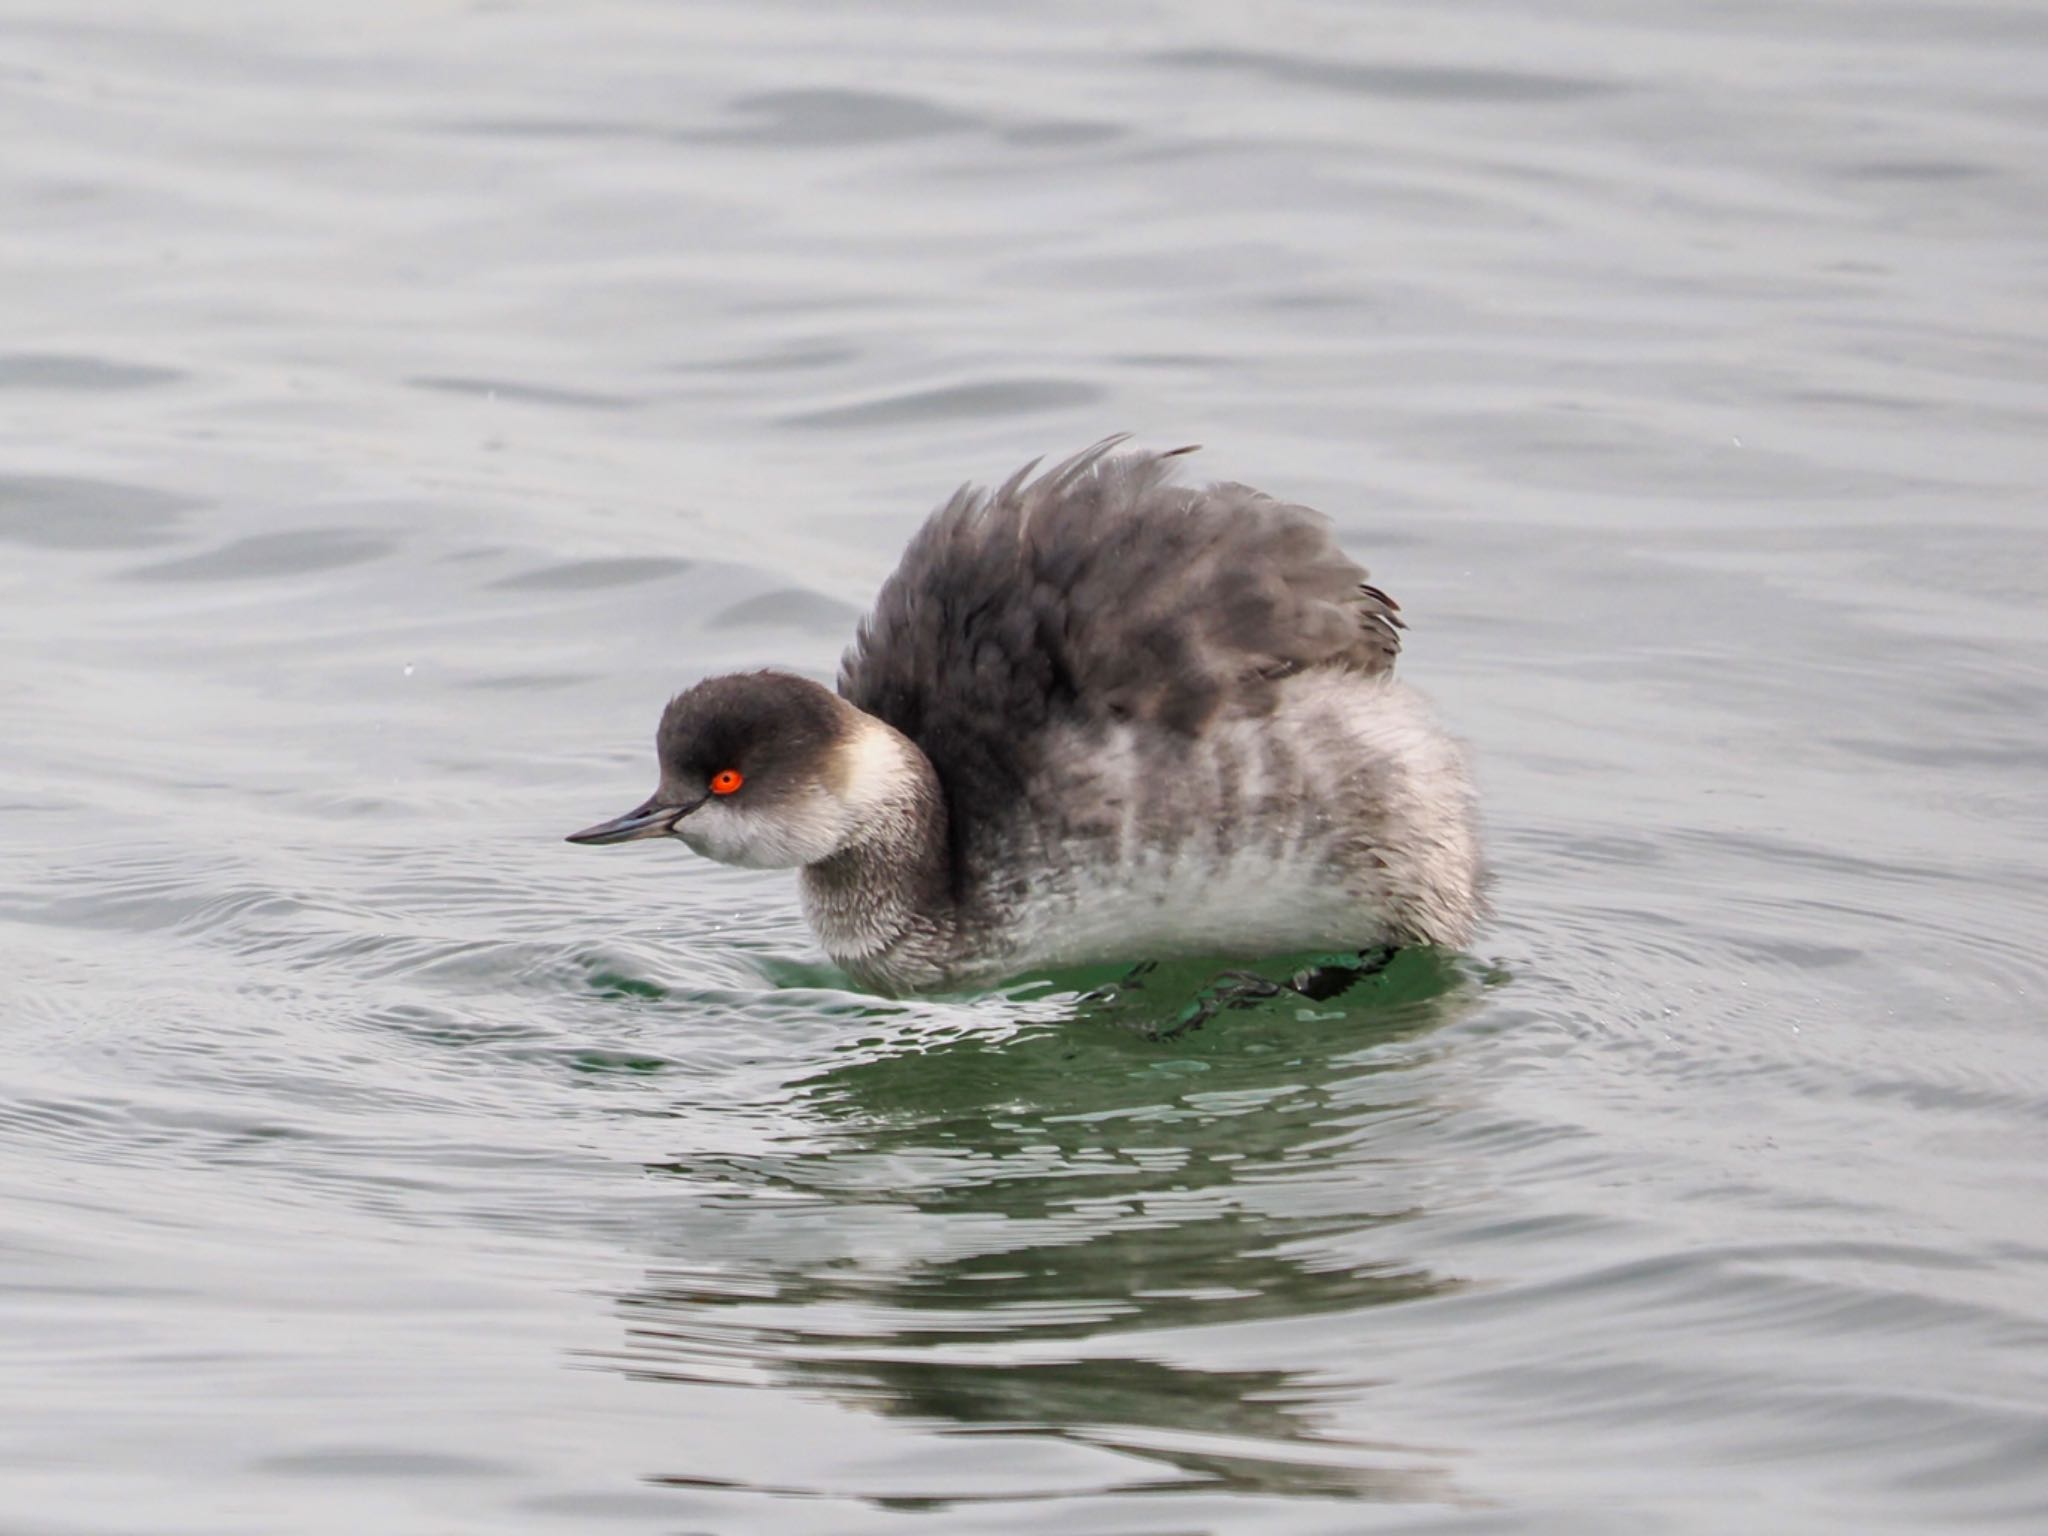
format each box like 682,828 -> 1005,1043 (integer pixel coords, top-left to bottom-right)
570,670 -> 907,869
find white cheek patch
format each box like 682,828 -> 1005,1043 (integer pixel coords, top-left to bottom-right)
677,789 -> 851,870
665,717 -> 923,872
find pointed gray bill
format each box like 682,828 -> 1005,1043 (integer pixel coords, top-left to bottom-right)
565,794 -> 685,845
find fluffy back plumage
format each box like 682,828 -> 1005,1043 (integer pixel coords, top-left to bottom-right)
836,439 -> 1404,863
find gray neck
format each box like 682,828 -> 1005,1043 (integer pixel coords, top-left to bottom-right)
797,725 -> 954,990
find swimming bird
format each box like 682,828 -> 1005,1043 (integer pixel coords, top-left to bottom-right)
568,439 -> 1482,994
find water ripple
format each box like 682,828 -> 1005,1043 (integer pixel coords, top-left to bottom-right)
779,377 -> 1104,430
1154,47 -> 1626,103
0,352 -> 184,390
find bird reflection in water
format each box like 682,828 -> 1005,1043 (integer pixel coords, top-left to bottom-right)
589,951 -> 1485,1508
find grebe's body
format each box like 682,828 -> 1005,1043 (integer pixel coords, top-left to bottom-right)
570,442 -> 1483,992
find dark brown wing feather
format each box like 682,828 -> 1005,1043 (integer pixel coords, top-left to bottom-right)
837,439 -> 1402,846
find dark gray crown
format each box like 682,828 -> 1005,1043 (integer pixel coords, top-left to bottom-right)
656,670 -> 850,797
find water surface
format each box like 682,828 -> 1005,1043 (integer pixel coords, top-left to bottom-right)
4,2 -> 2047,1532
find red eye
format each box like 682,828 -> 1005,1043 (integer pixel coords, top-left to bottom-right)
709,768 -> 743,796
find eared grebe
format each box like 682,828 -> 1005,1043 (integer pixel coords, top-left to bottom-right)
568,440 -> 1482,993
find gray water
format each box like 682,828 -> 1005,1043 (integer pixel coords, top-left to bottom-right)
4,2 -> 2047,1532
